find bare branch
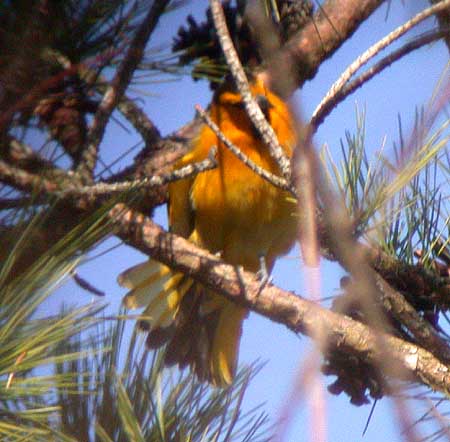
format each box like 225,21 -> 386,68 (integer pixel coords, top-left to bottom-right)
312,29 -> 448,130
110,204 -> 450,398
311,0 -> 450,130
279,0 -> 385,89
115,95 -> 161,147
77,0 -> 170,181
1,145 -> 216,204
92,73 -> 161,146
195,104 -> 292,192
209,0 -> 292,180
59,153 -> 217,198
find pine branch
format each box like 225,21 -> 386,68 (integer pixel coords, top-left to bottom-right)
59,154 -> 217,198
311,1 -> 450,130
77,0 -> 171,182
110,204 -> 450,399
279,0 -> 386,90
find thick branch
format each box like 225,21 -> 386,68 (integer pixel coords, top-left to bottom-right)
110,204 -> 450,397
277,0 -> 385,91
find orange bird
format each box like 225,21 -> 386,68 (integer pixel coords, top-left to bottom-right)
118,76 -> 297,386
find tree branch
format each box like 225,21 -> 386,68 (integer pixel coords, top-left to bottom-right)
110,204 -> 450,398
310,1 -> 450,130
77,0 -> 170,182
311,29 -> 448,130
59,153 -> 217,198
4,135 -> 57,174
195,105 -> 291,192
0,159 -> 61,195
274,0 -> 385,91
209,0 -> 292,180
374,271 -> 450,364
93,74 -> 162,147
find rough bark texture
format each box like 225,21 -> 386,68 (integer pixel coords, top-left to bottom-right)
110,205 -> 450,398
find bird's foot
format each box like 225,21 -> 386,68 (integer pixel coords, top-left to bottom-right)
256,254 -> 272,293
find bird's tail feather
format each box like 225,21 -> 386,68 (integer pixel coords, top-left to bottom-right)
211,302 -> 247,386
118,260 -> 247,386
119,260 -> 191,329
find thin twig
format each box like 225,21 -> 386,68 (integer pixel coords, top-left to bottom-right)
311,28 -> 449,129
77,0 -> 170,182
209,0 -> 292,180
116,96 -> 161,146
93,74 -> 161,146
1,133 -> 197,213
0,159 -> 60,195
310,0 -> 450,131
195,104 -> 292,192
374,271 -> 450,364
44,49 -> 162,148
59,154 -> 217,198
1,150 -> 215,200
342,29 -> 447,116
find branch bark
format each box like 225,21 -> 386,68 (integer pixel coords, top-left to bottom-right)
272,0 -> 385,92
209,0 -> 292,179
77,0 -> 170,181
110,204 -> 450,398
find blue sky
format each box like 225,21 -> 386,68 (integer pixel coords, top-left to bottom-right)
44,1 -> 449,441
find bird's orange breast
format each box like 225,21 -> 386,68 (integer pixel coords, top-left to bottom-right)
169,79 -> 297,271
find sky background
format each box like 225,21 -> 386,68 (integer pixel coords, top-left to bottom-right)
42,1 -> 449,441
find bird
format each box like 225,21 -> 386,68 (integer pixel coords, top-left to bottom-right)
118,75 -> 297,386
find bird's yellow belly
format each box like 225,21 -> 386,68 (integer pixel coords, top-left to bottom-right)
190,157 -> 296,271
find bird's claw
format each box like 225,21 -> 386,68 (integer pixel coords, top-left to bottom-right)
256,255 -> 272,293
